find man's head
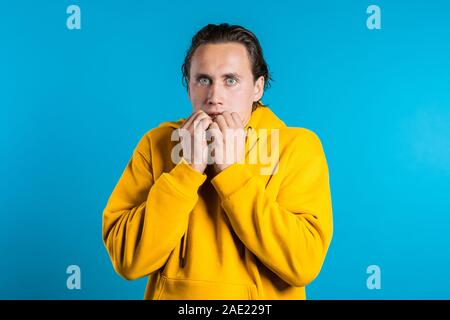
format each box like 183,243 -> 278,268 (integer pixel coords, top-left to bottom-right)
182,23 -> 271,126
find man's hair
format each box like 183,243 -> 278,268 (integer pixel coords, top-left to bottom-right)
182,23 -> 272,109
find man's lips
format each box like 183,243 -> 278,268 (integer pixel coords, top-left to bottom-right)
206,112 -> 222,118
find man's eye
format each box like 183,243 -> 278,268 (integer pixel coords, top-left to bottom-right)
226,78 -> 237,86
199,78 -> 210,85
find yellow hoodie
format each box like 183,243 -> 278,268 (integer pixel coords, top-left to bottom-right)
102,105 -> 333,300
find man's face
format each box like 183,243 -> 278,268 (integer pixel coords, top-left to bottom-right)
188,42 -> 264,126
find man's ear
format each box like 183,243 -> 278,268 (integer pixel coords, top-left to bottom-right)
253,76 -> 265,102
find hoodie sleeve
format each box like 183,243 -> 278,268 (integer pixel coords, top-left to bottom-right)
102,133 -> 206,280
211,129 -> 333,287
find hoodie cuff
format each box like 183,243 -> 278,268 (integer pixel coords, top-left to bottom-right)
211,164 -> 253,200
164,158 -> 207,197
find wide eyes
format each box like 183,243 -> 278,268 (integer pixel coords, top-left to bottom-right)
197,77 -> 238,86
199,77 -> 211,86
226,78 -> 237,86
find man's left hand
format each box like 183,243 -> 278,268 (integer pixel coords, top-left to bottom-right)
208,111 -> 247,173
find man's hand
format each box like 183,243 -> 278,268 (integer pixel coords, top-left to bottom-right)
209,111 -> 246,173
179,110 -> 212,173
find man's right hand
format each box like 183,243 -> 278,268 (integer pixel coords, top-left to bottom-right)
179,110 -> 212,173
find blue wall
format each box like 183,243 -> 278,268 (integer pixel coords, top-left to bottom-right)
1,0 -> 449,299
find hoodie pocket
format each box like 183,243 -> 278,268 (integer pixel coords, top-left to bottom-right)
156,275 -> 255,300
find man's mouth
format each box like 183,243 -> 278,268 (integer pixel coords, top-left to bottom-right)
206,112 -> 222,118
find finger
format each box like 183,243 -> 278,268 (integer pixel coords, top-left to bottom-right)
182,110 -> 205,129
189,112 -> 211,133
194,117 -> 212,134
181,110 -> 199,129
202,117 -> 213,131
208,122 -> 223,141
208,121 -> 220,130
193,111 -> 211,125
208,122 -> 224,163
231,112 -> 244,128
221,111 -> 236,128
214,114 -> 228,133
191,118 -> 211,161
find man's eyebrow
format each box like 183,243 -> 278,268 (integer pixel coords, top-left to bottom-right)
222,73 -> 240,79
193,73 -> 241,79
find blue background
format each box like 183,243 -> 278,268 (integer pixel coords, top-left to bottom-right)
1,0 -> 449,299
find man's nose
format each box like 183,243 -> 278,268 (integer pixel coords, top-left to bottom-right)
206,82 -> 223,105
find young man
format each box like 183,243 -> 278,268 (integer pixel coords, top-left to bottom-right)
102,23 -> 333,299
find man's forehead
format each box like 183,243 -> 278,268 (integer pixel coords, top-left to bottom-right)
190,43 -> 251,74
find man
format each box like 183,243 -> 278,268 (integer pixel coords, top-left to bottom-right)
102,23 -> 333,299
